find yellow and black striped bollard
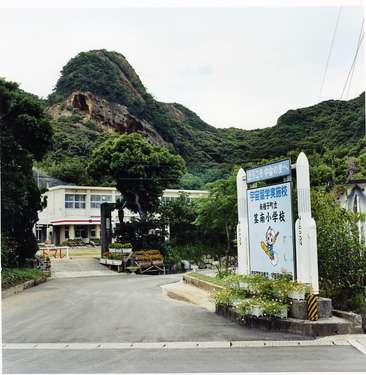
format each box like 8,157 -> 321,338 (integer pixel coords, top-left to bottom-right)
307,293 -> 319,321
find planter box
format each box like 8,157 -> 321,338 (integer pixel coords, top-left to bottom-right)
239,281 -> 249,290
249,305 -> 264,317
274,308 -> 288,319
100,258 -> 123,266
109,248 -> 132,254
288,289 -> 306,300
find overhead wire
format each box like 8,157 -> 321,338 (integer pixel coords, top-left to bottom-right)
318,6 -> 343,101
323,15 -> 365,150
343,18 -> 364,100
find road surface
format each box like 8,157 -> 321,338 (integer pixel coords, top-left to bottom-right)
2,259 -> 366,372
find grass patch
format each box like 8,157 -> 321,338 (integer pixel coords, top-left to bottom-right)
186,272 -> 227,287
1,268 -> 44,289
68,247 -> 100,257
37,247 -> 101,258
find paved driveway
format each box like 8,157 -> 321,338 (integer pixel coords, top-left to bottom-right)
3,272 -> 366,373
2,273 -> 306,343
50,256 -> 117,278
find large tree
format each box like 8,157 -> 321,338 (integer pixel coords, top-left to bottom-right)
0,79 -> 53,266
195,172 -> 238,264
158,192 -> 198,245
88,133 -> 186,221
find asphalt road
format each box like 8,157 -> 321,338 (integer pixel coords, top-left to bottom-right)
4,346 -> 366,373
3,270 -> 366,373
2,273 -> 305,343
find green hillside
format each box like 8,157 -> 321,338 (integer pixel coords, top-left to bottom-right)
40,49 -> 365,187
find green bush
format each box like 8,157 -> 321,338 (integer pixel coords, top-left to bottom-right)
2,268 -> 44,289
61,239 -> 85,247
110,242 -> 133,249
312,190 -> 366,312
160,242 -> 209,266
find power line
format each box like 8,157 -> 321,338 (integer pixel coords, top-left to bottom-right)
318,6 -> 343,101
340,18 -> 364,100
323,17 -> 365,148
344,18 -> 364,100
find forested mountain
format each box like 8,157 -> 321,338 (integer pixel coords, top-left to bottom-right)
38,49 -> 365,187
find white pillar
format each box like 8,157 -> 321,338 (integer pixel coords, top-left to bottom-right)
69,225 -> 75,240
295,152 -> 319,294
236,168 -> 250,274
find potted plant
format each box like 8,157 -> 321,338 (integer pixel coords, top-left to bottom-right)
288,282 -> 309,300
249,302 -> 264,317
126,265 -> 140,274
235,299 -> 253,316
121,242 -> 133,254
262,300 -> 288,319
239,280 -> 250,290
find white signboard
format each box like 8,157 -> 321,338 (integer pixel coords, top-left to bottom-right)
247,182 -> 295,278
246,160 -> 291,184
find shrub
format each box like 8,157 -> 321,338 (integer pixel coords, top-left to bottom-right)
2,268 -> 44,289
312,190 -> 366,312
61,239 -> 85,247
110,242 -> 133,249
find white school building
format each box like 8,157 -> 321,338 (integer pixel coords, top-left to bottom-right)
36,185 -> 209,245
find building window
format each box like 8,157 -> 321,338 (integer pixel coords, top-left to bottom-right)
161,196 -> 177,204
90,225 -> 96,238
65,226 -> 69,239
65,194 -> 86,209
75,225 -> 87,239
91,194 -> 112,208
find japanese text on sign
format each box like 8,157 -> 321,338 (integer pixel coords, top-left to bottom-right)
247,182 -> 295,278
246,159 -> 291,184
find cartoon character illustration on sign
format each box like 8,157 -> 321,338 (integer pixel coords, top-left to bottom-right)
260,226 -> 279,265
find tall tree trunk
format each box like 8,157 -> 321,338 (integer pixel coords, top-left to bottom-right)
225,223 -> 231,270
134,192 -> 146,221
134,192 -> 147,247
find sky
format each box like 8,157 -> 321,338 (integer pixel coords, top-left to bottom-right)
0,2 -> 364,130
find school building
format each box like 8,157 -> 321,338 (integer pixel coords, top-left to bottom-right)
35,185 -> 209,245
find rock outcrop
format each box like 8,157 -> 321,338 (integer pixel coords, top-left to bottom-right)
48,91 -> 167,146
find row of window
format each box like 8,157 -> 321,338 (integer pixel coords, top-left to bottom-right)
65,194 -> 115,209
65,194 -> 194,209
161,196 -> 192,204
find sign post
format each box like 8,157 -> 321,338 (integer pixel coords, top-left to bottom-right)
236,168 -> 250,274
236,154 -> 319,293
295,152 -> 319,294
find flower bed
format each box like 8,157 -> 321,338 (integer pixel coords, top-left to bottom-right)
211,274 -> 311,320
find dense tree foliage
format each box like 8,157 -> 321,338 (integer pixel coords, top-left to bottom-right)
195,173 -> 238,260
312,190 -> 366,312
48,50 -> 146,114
0,78 -> 52,266
88,133 -> 186,220
158,192 -> 198,245
36,114 -> 109,185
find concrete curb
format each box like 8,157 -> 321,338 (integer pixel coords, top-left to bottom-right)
2,276 -> 48,299
216,304 -> 364,337
183,273 -> 225,292
161,280 -> 216,312
3,335 -> 366,351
